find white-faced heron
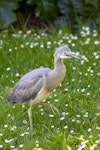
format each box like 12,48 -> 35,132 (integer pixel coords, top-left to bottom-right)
7,45 -> 80,131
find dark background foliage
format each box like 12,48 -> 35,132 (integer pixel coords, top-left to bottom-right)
0,0 -> 100,30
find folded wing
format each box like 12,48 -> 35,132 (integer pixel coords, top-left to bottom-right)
7,67 -> 51,104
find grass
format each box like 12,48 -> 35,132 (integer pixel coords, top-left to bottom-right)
0,26 -> 100,150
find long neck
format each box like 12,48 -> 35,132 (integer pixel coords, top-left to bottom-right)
53,58 -> 66,81
54,57 -> 64,70
46,58 -> 66,92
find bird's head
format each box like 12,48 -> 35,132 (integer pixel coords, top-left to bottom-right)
54,45 -> 80,61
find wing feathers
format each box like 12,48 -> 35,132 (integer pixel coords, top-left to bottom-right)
7,67 -> 51,104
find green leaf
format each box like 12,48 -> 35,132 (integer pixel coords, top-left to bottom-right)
36,0 -> 57,21
0,1 -> 20,28
0,9 -> 17,28
27,0 -> 36,5
58,0 -> 72,15
85,0 -> 99,9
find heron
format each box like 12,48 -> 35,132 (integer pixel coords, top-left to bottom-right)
7,45 -> 80,131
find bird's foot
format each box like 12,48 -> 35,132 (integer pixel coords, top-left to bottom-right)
46,103 -> 59,115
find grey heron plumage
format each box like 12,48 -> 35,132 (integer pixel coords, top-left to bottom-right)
7,45 -> 80,130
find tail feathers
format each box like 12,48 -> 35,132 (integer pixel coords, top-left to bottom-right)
7,92 -> 17,105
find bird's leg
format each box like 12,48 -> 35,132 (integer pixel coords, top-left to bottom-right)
28,106 -> 33,131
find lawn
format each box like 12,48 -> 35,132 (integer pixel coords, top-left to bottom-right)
0,26 -> 100,150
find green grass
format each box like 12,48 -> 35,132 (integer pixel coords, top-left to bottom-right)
0,26 -> 100,150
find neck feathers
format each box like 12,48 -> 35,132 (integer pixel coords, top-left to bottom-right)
46,58 -> 66,92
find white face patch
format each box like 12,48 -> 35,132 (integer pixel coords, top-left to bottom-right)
60,55 -> 71,59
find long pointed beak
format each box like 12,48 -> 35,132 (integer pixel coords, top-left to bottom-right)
68,52 -> 81,60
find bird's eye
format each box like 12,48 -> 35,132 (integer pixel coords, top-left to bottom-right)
64,51 -> 67,55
